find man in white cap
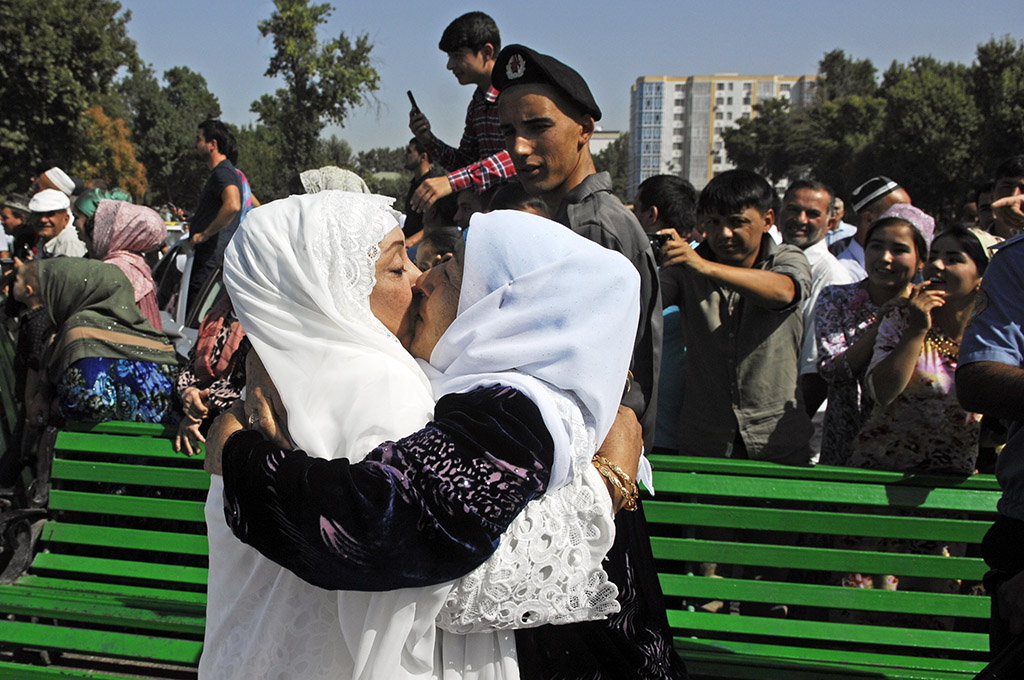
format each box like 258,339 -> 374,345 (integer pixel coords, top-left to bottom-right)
28,189 -> 87,258
34,166 -> 79,197
836,175 -> 911,280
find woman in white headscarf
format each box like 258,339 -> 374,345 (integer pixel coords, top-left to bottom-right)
203,195 -> 644,679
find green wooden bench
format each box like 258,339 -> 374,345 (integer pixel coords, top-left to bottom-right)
646,454 -> 999,680
0,421 -> 208,679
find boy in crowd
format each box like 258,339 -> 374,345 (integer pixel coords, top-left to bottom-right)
659,169 -> 813,465
408,12 -> 514,213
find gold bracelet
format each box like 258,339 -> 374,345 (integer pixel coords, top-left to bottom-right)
592,454 -> 639,511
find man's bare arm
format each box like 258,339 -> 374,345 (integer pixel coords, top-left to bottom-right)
957,361 -> 1024,421
192,184 -> 241,246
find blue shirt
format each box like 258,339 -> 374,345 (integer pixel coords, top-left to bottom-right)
960,233 -> 1024,520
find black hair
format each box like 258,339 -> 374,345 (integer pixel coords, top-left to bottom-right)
697,169 -> 774,217
409,137 -> 427,155
225,129 -> 240,165
637,175 -> 697,233
974,179 -> 995,204
420,227 -> 463,258
783,179 -> 835,216
432,191 -> 460,226
930,225 -> 991,276
487,180 -> 550,217
197,118 -> 235,159
438,12 -> 500,54
996,155 -> 1024,182
865,216 -> 927,264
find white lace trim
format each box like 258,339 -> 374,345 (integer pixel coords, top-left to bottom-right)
436,390 -> 619,633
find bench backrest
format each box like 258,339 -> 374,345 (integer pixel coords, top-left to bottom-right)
646,455 -> 999,679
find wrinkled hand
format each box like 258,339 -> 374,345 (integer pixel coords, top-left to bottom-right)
181,386 -> 210,421
174,414 -> 205,457
203,400 -> 245,476
409,111 -> 434,146
244,351 -> 291,449
595,406 -> 643,512
906,281 -> 946,333
410,176 -> 453,214
999,570 -> 1024,635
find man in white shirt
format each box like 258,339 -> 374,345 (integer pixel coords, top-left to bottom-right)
28,189 -> 86,259
779,180 -> 856,416
837,176 -> 911,280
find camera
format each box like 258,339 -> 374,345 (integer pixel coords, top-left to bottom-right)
647,232 -> 670,251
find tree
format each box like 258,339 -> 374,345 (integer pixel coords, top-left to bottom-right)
815,49 -> 879,103
74,106 -> 147,198
234,123 -> 286,201
118,65 -> 222,207
971,37 -> 1024,173
593,132 -> 631,201
869,57 -> 980,219
722,99 -> 797,184
0,0 -> 138,193
251,0 -> 379,174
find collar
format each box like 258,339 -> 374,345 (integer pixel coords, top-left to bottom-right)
485,85 -> 499,103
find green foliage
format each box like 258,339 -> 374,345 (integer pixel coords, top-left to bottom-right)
593,132 -> 631,201
972,37 -> 1024,174
815,49 -> 879,102
118,66 -> 222,208
233,123 -> 286,201
722,100 -> 796,184
251,0 -> 380,174
0,0 -> 138,193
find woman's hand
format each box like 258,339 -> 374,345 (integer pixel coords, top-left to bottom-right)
204,400 -> 245,476
906,281 -> 946,333
181,386 -> 210,422
244,352 -> 291,449
174,414 -> 205,457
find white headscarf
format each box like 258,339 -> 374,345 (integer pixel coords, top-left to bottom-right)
424,210 -> 641,491
202,191 -> 447,680
300,166 -> 371,195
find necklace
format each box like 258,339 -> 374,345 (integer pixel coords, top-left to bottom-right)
925,328 -> 960,363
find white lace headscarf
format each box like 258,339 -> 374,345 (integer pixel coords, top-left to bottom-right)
423,209 -> 641,491
299,166 -> 371,195
202,191 -> 446,680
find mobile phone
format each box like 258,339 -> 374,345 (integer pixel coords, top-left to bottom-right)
647,233 -> 670,250
407,90 -> 420,114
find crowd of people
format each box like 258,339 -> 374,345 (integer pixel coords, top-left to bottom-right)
2,8 -> 1024,678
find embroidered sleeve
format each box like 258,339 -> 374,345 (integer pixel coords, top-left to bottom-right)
221,385 -> 553,591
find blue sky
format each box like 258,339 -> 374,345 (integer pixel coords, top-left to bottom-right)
121,1 -> 1024,152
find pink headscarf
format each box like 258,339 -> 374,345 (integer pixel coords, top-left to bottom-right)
92,200 -> 167,330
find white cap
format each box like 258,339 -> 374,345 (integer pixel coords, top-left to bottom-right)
43,166 -> 76,195
29,188 -> 71,212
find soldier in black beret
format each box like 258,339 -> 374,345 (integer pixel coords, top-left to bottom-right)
494,44 -> 688,680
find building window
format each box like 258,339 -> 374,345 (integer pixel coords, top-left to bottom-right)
781,83 -> 791,92
715,112 -> 723,120
717,83 -> 725,91
673,127 -> 684,135
727,97 -> 733,105
728,82 -> 734,91
716,97 -> 724,105
673,113 -> 683,121
714,126 -> 723,135
743,96 -> 751,105
675,83 -> 684,92
714,155 -> 722,164
674,98 -> 684,106
673,142 -> 683,150
740,112 -> 750,120
727,112 -> 733,120
743,82 -> 752,92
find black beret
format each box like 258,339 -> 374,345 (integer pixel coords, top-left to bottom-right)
492,44 -> 602,121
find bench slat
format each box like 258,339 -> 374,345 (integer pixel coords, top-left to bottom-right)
0,588 -> 205,634
42,522 -> 209,556
56,431 -> 188,459
0,619 -> 202,665
652,537 -> 988,580
660,574 -> 989,618
30,553 -> 207,586
12,575 -> 206,606
52,458 -> 210,490
646,501 -> 991,543
668,609 -> 987,652
48,489 -> 206,522
0,660 -> 153,680
651,473 -> 999,512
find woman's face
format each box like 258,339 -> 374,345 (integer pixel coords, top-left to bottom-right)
923,233 -> 982,301
864,223 -> 922,290
368,226 -> 422,349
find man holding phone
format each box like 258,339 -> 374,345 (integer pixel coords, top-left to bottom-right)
408,12 -> 515,213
